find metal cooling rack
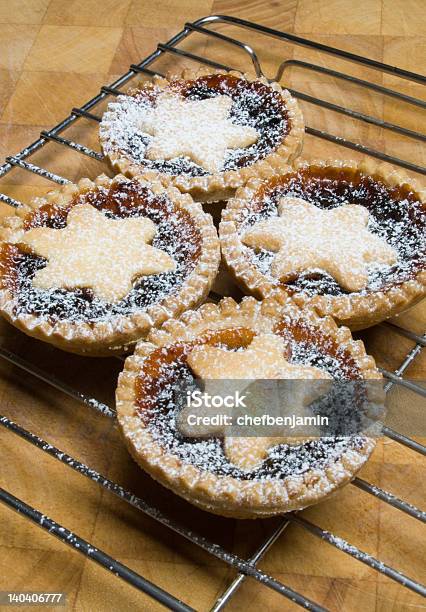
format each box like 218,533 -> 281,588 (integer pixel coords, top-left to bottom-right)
0,14 -> 425,611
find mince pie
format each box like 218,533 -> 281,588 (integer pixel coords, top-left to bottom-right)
220,159 -> 426,330
0,174 -> 220,356
99,67 -> 304,203
116,295 -> 382,519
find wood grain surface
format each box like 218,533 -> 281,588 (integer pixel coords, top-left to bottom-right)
0,1 -> 425,610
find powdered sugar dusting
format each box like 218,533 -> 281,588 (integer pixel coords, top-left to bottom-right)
239,170 -> 426,297
242,197 -> 397,293
19,203 -> 175,303
5,180 -> 201,323
137,330 -> 369,480
139,92 -> 258,173
100,75 -> 288,176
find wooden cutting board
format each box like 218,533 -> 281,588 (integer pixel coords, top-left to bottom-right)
0,1 -> 425,610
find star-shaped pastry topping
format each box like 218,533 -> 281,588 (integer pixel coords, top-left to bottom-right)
19,204 -> 175,303
242,197 -> 398,292
178,334 -> 331,471
139,92 -> 258,173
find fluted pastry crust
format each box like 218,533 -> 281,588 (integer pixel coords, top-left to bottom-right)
117,294 -> 380,518
220,159 -> 426,330
99,67 -> 305,203
0,174 -> 220,356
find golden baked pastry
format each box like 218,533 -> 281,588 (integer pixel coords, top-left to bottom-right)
116,295 -> 382,519
220,159 -> 426,330
0,174 -> 220,356
99,67 -> 304,203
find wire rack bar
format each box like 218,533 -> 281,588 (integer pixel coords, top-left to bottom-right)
352,477 -> 426,522
287,88 -> 426,142
288,514 -> 426,597
0,415 -> 326,612
380,368 -> 426,397
0,193 -> 22,208
192,15 -> 426,84
100,85 -> 123,96
157,43 -> 231,72
382,425 -> 426,455
5,157 -> 70,184
129,66 -> 165,78
71,107 -> 102,122
0,346 -> 114,418
0,486 -> 193,612
381,323 -> 426,347
275,60 -> 426,108
384,342 -> 424,393
206,464 -> 426,611
186,23 -> 263,77
304,127 -> 426,175
210,518 -> 291,612
211,475 -> 426,611
0,80 -> 120,178
380,338 -> 426,456
40,131 -> 104,161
